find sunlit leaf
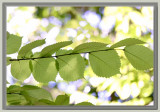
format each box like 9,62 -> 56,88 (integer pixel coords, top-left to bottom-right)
73,42 -> 108,53
7,32 -> 22,54
124,45 -> 153,70
18,39 -> 45,58
89,50 -> 120,78
32,52 -> 41,58
11,60 -> 31,81
56,49 -> 73,56
32,58 -> 57,83
111,38 -> 145,49
25,51 -> 33,58
57,54 -> 85,81
40,41 -> 72,57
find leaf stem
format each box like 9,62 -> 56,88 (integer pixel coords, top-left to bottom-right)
9,48 -> 124,61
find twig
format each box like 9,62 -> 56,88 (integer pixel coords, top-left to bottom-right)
9,48 -> 124,61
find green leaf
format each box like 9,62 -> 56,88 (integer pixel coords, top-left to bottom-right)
73,42 -> 108,53
25,51 -> 33,58
37,99 -> 55,105
76,102 -> 94,106
21,85 -> 40,90
32,58 -> 58,83
110,38 -> 145,49
32,52 -> 41,58
21,88 -> 53,102
56,49 -> 73,56
57,54 -> 85,81
18,39 -> 45,58
11,60 -> 31,81
124,45 -> 153,70
29,60 -> 33,72
6,57 -> 11,66
7,32 -> 22,54
40,41 -> 72,57
7,94 -> 27,105
7,85 -> 21,93
54,94 -> 69,105
89,50 -> 120,78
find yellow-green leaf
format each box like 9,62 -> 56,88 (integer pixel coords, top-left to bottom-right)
32,58 -> 58,83
89,50 -> 120,78
111,38 -> 145,49
18,39 -> 45,58
124,45 -> 153,70
7,32 -> 22,54
11,60 -> 31,81
73,42 -> 108,53
57,54 -> 85,81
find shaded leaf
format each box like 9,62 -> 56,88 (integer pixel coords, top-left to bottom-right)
54,94 -> 69,105
21,85 -> 40,90
40,41 -> 72,57
110,38 -> 145,49
89,50 -> 120,78
57,54 -> 85,81
7,32 -> 22,54
32,58 -> 57,83
18,39 -> 45,58
7,85 -> 21,93
11,60 -> 31,81
7,94 -> 27,105
73,42 -> 108,53
21,88 -> 53,102
37,99 -> 55,105
29,60 -> 33,72
124,45 -> 153,70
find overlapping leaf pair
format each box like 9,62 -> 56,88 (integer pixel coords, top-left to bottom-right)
7,32 -> 153,83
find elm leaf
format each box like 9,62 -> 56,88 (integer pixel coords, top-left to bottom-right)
7,32 -> 22,54
73,42 -> 108,53
32,58 -> 57,83
57,54 -> 85,81
54,94 -> 69,105
124,45 -> 153,70
111,38 -> 145,49
11,60 -> 31,81
89,50 -> 120,78
40,41 -> 72,57
18,39 -> 45,58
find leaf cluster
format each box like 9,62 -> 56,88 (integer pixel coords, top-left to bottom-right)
7,32 -> 153,83
7,85 -> 94,106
